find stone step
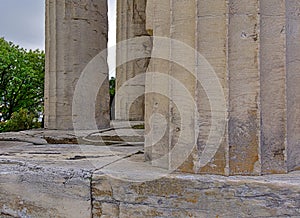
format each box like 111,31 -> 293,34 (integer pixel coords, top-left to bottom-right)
0,141 -> 300,217
0,125 -> 145,146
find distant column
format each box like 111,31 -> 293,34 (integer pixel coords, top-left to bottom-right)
44,0 -> 110,129
115,0 -> 151,121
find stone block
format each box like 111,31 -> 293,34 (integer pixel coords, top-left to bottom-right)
92,171 -> 300,217
0,161 -> 92,218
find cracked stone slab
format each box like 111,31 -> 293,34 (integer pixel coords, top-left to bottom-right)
0,140 -> 300,217
0,141 -> 144,169
0,132 -> 48,145
16,127 -> 144,146
92,171 -> 300,217
0,140 -> 144,218
0,160 -> 92,218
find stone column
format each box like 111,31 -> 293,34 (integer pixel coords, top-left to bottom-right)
145,0 -> 229,174
115,0 -> 151,121
145,0 -> 300,175
286,0 -> 300,172
44,0 -> 110,130
260,0 -> 287,174
145,0 -> 200,171
227,0 -> 260,175
195,0 -> 229,175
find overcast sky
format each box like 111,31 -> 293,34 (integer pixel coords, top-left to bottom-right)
0,0 -> 116,51
0,0 -> 116,76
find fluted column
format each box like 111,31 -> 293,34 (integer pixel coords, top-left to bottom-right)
145,0 -> 300,175
44,0 -> 110,130
115,0 -> 151,121
260,0 -> 287,174
286,0 -> 300,172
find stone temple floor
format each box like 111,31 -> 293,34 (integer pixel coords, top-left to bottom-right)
0,123 -> 300,217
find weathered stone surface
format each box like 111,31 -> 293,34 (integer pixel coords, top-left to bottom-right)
260,0 -> 287,174
286,0 -> 300,172
144,0 -> 172,168
0,160 -> 92,218
0,134 -> 300,217
0,135 -> 143,218
145,0 -> 200,173
115,0 -> 151,121
10,126 -> 145,146
43,0 -> 300,177
228,0 -> 260,175
196,0 -> 228,175
44,0 -> 110,130
145,0 -> 300,175
145,0 -> 257,175
0,140 -> 94,218
0,126 -> 146,173
168,0 -> 197,174
0,131 -> 48,145
92,170 -> 300,218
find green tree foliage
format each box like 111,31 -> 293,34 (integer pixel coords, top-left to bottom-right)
0,108 -> 41,132
0,37 -> 45,123
109,77 -> 116,119
109,76 -> 115,107
109,76 -> 115,97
